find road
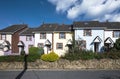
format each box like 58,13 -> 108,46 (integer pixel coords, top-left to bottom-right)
0,69 -> 120,79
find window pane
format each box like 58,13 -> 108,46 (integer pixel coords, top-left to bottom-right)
26,36 -> 32,41
57,43 -> 63,49
84,29 -> 91,36
1,34 -> 6,40
38,43 -> 44,48
40,33 -> 46,39
114,31 -> 120,37
59,32 -> 65,39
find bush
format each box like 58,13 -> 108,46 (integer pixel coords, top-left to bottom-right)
28,47 -> 44,62
29,47 -> 43,55
114,38 -> 120,50
62,53 -> 81,61
41,51 -> 59,62
101,52 -> 120,59
62,50 -> 96,60
79,51 -> 95,60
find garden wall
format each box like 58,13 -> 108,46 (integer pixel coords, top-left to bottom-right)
0,59 -> 120,70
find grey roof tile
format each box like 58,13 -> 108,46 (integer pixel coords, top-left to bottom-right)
34,23 -> 58,32
34,23 -> 72,32
0,24 -> 28,34
73,21 -> 120,30
20,28 -> 36,35
55,24 -> 72,32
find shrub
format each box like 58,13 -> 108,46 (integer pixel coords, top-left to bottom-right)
29,47 -> 43,55
62,50 -> 96,60
41,51 -> 59,62
79,51 -> 95,60
114,38 -> 120,50
62,53 -> 81,61
102,52 -> 120,59
28,47 -> 44,62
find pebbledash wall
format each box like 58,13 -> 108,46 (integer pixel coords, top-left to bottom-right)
53,32 -> 72,56
0,35 -> 12,55
34,32 -> 53,54
74,29 -> 104,52
105,30 -> 119,42
19,28 -> 35,54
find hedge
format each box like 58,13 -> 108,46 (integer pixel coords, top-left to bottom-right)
0,47 -> 43,62
62,50 -> 120,61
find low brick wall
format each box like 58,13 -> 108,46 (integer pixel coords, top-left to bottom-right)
0,59 -> 120,70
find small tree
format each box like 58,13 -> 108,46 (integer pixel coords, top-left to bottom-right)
114,38 -> 120,50
70,39 -> 86,53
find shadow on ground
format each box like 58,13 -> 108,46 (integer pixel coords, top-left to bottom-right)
15,55 -> 28,79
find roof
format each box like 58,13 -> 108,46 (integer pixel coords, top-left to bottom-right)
102,22 -> 120,30
34,23 -> 72,32
55,24 -> 72,32
34,24 -> 58,32
73,21 -> 120,30
0,24 -> 28,34
20,28 -> 36,35
73,21 -> 100,27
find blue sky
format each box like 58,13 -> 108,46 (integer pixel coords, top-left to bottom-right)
0,0 -> 120,29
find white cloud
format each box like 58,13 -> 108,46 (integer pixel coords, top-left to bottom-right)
48,0 -> 120,22
48,0 -> 77,13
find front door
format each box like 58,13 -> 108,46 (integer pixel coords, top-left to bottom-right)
94,43 -> 99,52
105,43 -> 111,51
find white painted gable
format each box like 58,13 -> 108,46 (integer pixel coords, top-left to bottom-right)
105,37 -> 114,44
18,41 -> 24,46
67,39 -> 72,45
3,41 -> 10,46
105,39 -> 111,43
93,36 -> 102,43
45,39 -> 51,45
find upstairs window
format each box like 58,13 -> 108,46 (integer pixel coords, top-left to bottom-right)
1,34 -> 6,40
59,32 -> 65,39
113,31 -> 120,37
56,43 -> 63,50
26,35 -> 32,41
83,29 -> 92,36
40,33 -> 46,39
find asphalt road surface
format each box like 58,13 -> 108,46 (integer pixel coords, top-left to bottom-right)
0,69 -> 120,79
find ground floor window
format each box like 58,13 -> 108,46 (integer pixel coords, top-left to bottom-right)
104,43 -> 112,52
38,43 -> 44,48
0,44 -> 4,50
56,43 -> 63,50
76,40 -> 86,50
28,45 -> 33,48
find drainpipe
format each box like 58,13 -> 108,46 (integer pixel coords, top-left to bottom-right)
52,32 -> 54,51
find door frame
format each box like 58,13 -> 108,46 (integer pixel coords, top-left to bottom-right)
94,42 -> 99,52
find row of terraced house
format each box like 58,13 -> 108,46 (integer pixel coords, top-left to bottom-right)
0,21 -> 120,56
